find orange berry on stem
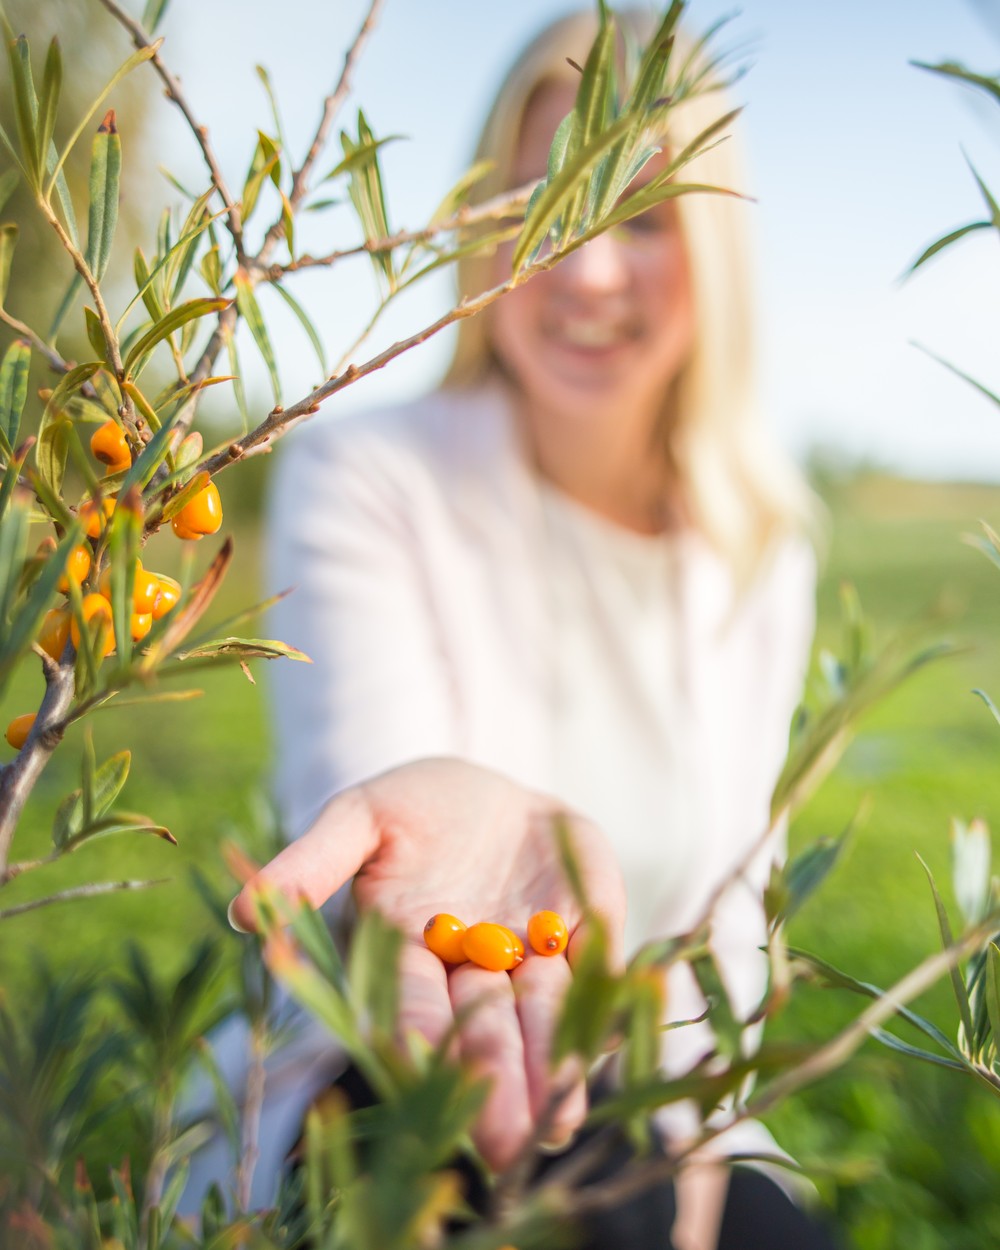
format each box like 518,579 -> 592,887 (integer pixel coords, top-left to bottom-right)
130,611 -> 152,642
462,922 -> 520,972
151,574 -> 181,620
5,713 -> 36,750
131,565 -> 160,614
78,497 -> 116,538
56,544 -> 92,595
527,910 -> 569,957
71,593 -> 115,657
38,607 -> 71,660
171,481 -> 222,540
423,913 -> 469,965
90,420 -> 131,474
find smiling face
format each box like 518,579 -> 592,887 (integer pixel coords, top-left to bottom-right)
488,81 -> 697,441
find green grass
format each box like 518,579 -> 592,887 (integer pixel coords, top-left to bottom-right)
5,472 -> 1000,1245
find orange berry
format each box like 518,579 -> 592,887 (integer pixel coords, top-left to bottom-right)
131,565 -> 160,614
499,925 -> 525,966
78,497 -> 116,538
527,911 -> 569,957
130,611 -> 152,642
171,481 -> 222,540
71,593 -> 115,657
97,559 -> 159,615
462,922 -> 520,972
57,544 -> 92,595
90,420 -> 131,474
151,574 -> 181,620
5,713 -> 36,750
37,606 -> 71,660
423,913 -> 469,965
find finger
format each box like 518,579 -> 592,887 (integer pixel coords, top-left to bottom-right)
512,955 -> 586,1149
397,942 -> 454,1054
229,786 -> 380,930
449,963 -> 533,1172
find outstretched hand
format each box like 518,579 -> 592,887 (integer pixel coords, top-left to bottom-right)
229,757 -> 626,1171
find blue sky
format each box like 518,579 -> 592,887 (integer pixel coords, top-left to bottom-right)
146,1 -> 1000,479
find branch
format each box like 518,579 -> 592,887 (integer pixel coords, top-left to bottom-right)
256,0 -> 386,260
0,876 -> 168,921
261,180 -> 535,280
97,0 -> 247,264
0,659 -> 76,873
200,238 -> 581,476
0,308 -> 73,374
533,913 -> 1000,1222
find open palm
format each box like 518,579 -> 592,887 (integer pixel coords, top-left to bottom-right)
231,757 -> 626,1170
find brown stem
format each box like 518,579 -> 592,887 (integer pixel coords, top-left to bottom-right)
0,877 -> 167,921
200,241 -> 578,477
270,181 -> 535,279
97,0 -> 247,264
0,659 -> 75,873
43,209 -> 125,380
256,0 -> 386,262
236,1021 -> 268,1212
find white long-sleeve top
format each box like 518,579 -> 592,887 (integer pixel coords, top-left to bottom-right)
183,383 -> 815,1213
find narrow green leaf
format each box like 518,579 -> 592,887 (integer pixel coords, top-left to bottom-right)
84,306 -> 109,363
177,636 -> 311,663
241,132 -> 280,224
37,38 -> 62,183
106,492 -> 141,663
142,0 -> 171,32
53,788 -> 85,849
512,110 -> 637,271
272,281 -> 326,375
234,272 -> 280,404
788,946 -> 966,1061
321,132 -> 403,183
119,409 -> 179,494
47,40 -> 161,200
0,222 -> 18,307
915,342 -> 1000,412
0,337 -> 31,450
913,59 -> 1000,108
561,10 -> 617,240
777,806 -> 861,925
908,221 -> 990,274
8,34 -> 41,190
85,111 -> 121,282
255,63 -> 288,156
348,908 -> 403,1041
868,1028 -> 968,1072
123,296 -> 229,375
917,852 -> 977,1050
984,942 -> 1000,1058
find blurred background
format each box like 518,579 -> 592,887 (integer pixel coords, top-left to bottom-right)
4,2 -> 1000,1247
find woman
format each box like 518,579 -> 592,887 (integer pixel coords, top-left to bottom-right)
229,10 -> 833,1248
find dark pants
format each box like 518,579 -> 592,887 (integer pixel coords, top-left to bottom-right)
297,1065 -> 842,1250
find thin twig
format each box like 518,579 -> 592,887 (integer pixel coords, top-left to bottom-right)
0,309 -> 71,373
545,912 -> 1000,1220
256,0 -> 386,261
97,0 -> 247,264
200,237 -> 585,477
0,876 -> 168,921
236,1020 -> 268,1212
266,181 -> 535,278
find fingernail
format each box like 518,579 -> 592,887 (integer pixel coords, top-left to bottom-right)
227,896 -> 250,934
538,1129 -> 575,1155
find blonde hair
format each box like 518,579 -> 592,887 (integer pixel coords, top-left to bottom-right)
442,9 -> 820,581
